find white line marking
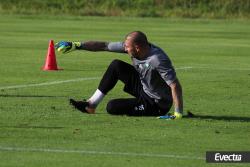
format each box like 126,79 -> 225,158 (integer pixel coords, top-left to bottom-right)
177,66 -> 250,71
0,77 -> 100,90
2,65 -> 248,91
194,66 -> 250,71
0,146 -> 204,160
0,67 -> 193,91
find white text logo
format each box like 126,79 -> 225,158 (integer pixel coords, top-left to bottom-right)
215,153 -> 242,162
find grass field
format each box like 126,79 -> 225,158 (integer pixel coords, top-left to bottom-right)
0,15 -> 250,167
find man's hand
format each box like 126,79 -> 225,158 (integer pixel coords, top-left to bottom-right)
55,41 -> 80,53
157,111 -> 183,120
174,111 -> 183,119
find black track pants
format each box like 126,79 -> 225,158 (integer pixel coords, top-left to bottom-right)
98,59 -> 172,116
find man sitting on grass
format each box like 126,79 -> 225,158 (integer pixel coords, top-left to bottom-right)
55,31 -> 183,119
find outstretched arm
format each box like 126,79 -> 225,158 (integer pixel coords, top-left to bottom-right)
55,41 -> 125,53
76,41 -> 109,51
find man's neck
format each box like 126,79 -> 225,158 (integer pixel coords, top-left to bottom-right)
138,44 -> 151,59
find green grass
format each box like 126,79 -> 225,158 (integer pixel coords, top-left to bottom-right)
0,15 -> 250,167
1,0 -> 250,18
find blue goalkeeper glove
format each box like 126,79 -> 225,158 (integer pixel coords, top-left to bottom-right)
55,41 -> 81,53
157,112 -> 183,120
158,115 -> 175,120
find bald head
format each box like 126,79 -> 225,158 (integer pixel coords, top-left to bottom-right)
125,31 -> 149,47
124,31 -> 150,59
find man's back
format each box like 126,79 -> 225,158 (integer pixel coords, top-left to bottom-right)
132,44 -> 176,101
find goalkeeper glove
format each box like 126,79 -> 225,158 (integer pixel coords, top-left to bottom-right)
157,111 -> 183,120
55,41 -> 81,53
174,111 -> 183,119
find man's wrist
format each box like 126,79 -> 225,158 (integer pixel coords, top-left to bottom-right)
175,107 -> 183,114
72,42 -> 82,49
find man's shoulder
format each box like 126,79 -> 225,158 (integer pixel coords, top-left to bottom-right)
147,45 -> 173,68
150,44 -> 168,58
148,50 -> 168,64
150,44 -> 165,53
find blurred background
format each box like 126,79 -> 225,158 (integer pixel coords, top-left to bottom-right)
0,0 -> 250,19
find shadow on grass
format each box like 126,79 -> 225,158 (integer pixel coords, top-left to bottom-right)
184,114 -> 250,122
0,94 -> 66,98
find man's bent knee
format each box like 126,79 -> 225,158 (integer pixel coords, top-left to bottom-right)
109,59 -> 124,70
106,99 -> 126,115
106,100 -> 117,115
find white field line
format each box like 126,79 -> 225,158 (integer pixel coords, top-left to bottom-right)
0,67 -> 192,91
184,66 -> 250,71
1,66 -> 248,91
0,77 -> 100,90
0,146 -> 204,160
176,66 -> 250,71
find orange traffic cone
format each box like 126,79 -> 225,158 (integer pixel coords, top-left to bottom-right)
42,40 -> 61,71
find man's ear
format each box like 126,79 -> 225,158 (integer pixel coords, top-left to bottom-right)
135,45 -> 140,52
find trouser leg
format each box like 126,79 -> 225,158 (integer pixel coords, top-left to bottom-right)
98,59 -> 141,97
106,98 -> 142,116
106,98 -> 162,116
98,59 -> 171,116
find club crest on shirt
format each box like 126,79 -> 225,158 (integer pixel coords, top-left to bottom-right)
139,63 -> 150,70
144,63 -> 150,68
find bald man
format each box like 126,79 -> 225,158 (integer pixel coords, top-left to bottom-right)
55,31 -> 183,119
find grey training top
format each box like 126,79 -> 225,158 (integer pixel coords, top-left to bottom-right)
108,42 -> 176,101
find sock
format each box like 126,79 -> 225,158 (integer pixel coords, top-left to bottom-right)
88,89 -> 105,108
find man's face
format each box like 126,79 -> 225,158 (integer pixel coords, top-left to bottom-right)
124,37 -> 139,58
